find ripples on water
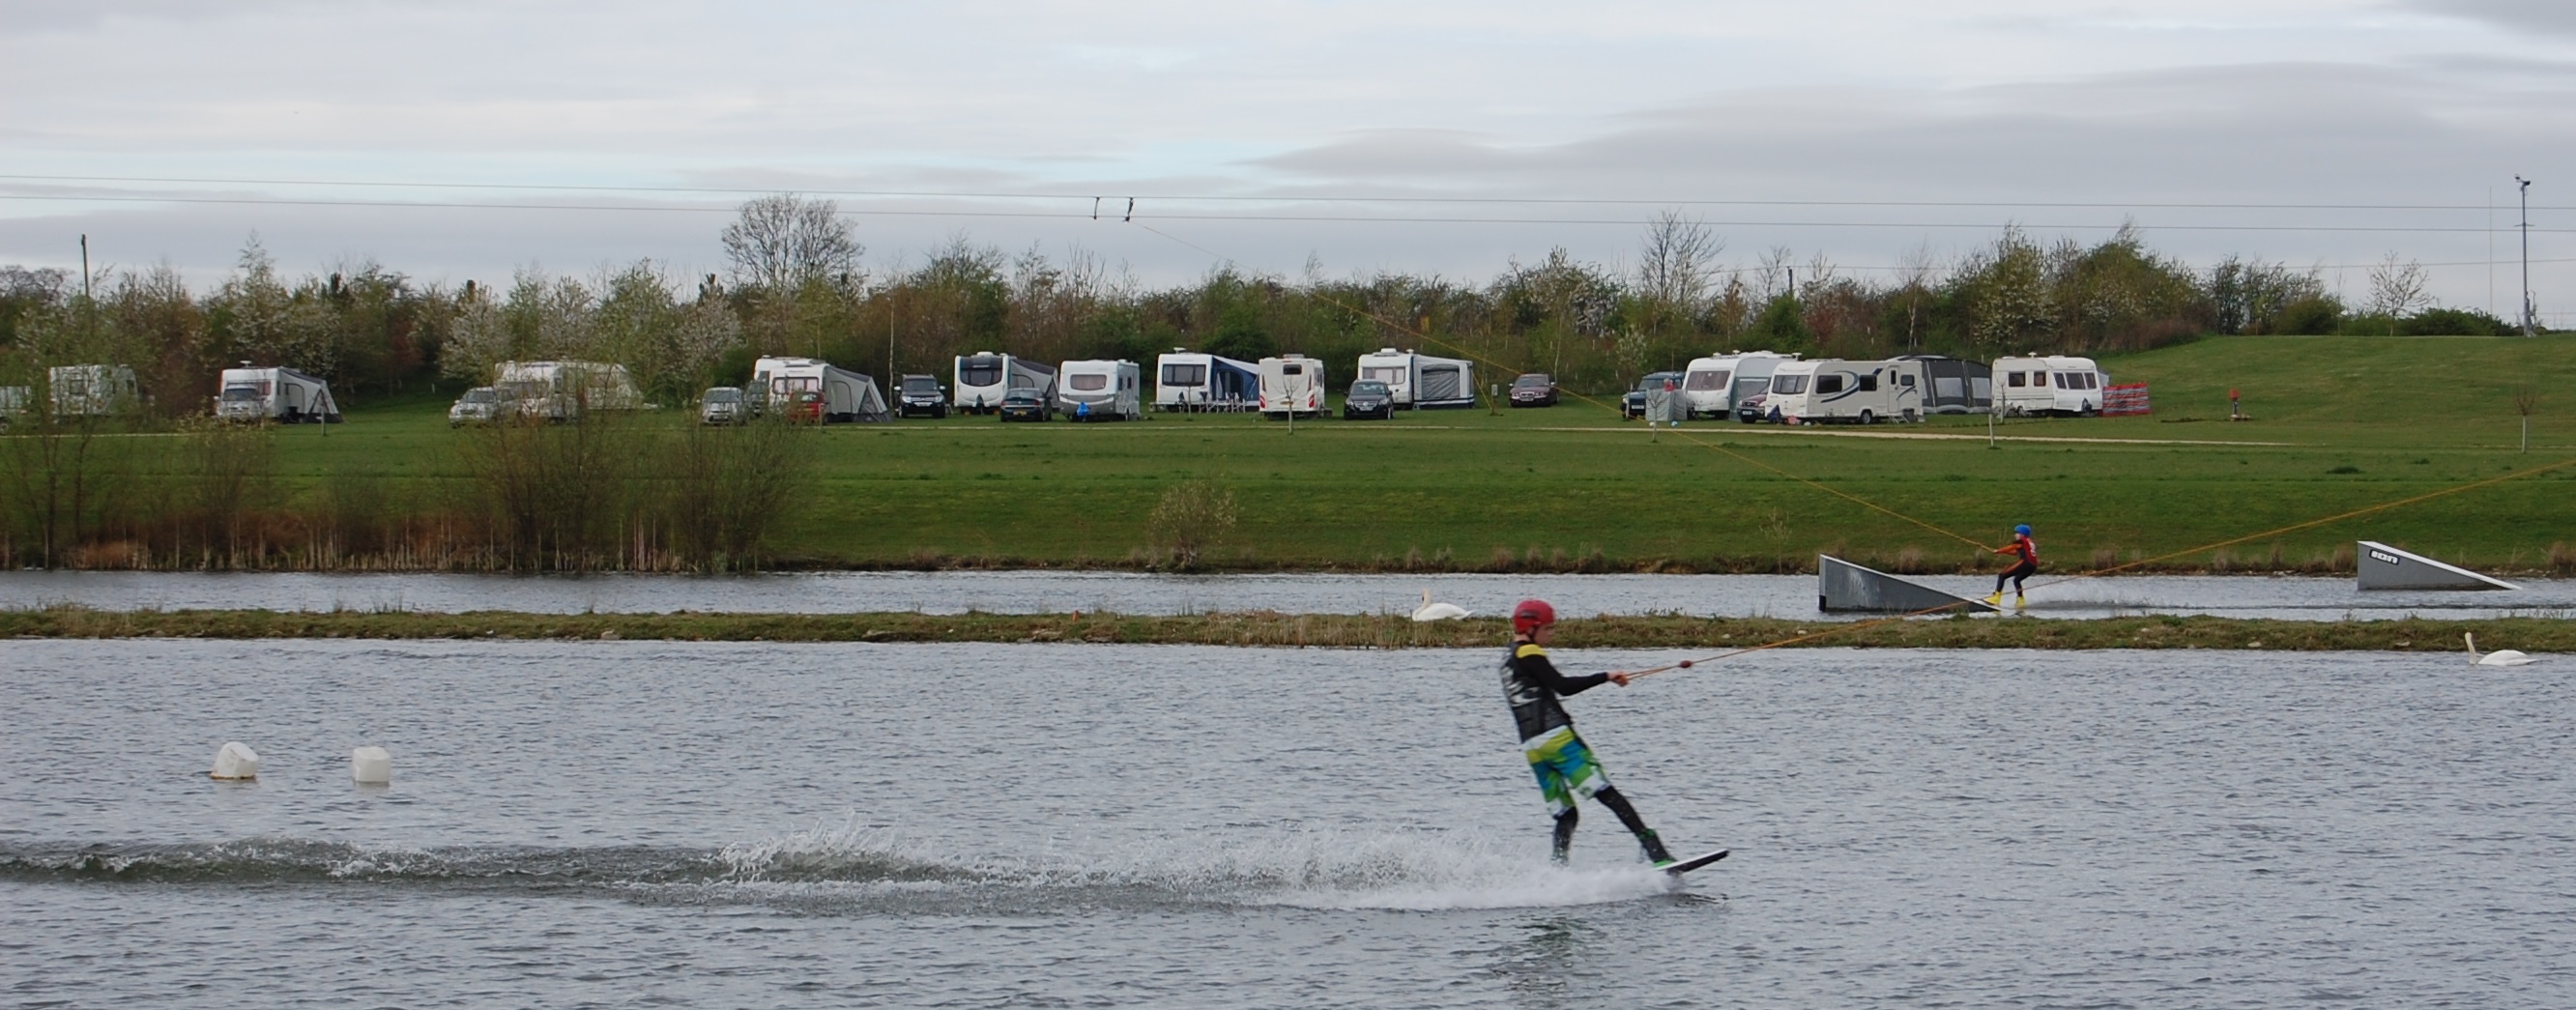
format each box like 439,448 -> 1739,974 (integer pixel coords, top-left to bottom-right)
4,640 -> 2570,1006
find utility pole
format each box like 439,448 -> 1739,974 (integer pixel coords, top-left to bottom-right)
2517,176 -> 2535,336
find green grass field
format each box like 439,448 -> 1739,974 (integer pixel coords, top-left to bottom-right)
272,334 -> 2576,572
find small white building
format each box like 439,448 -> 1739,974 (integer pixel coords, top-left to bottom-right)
216,365 -> 340,423
1992,356 -> 2110,417
1056,359 -> 1143,420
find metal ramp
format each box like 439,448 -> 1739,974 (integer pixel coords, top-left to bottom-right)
1818,555 -> 1999,614
2355,540 -> 2519,591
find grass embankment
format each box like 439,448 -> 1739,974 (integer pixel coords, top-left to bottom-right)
10,606 -> 2570,654
266,334 -> 2576,572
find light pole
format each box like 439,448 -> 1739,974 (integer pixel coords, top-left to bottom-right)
2517,176 -> 2534,336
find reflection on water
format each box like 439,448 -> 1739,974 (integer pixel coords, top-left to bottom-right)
3,567 -> 2571,621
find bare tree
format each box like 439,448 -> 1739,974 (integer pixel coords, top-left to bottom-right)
2366,251 -> 2430,334
720,194 -> 864,294
1896,242 -> 1938,350
1635,210 -> 1722,330
2513,387 -> 2539,452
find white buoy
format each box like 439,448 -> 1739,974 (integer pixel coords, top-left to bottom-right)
209,741 -> 260,780
2465,632 -> 2538,667
1411,589 -> 1469,622
351,746 -> 392,785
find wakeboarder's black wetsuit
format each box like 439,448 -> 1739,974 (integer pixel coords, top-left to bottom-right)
1502,640 -> 1672,864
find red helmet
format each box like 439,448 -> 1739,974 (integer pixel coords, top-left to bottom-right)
1511,599 -> 1557,635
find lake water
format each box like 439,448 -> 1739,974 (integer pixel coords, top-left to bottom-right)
5,640 -> 2569,1007
6,568 -> 2573,621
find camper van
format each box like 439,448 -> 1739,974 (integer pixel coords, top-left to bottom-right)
1744,359 -> 1926,424
216,365 -> 340,423
952,352 -> 1056,415
1682,351 -> 1799,418
1992,356 -> 2110,417
493,361 -> 643,421
1258,355 -> 1327,418
1056,359 -> 1143,421
47,364 -> 138,417
1352,348 -> 1477,410
1896,355 -> 1993,414
750,357 -> 890,423
1153,350 -> 1259,412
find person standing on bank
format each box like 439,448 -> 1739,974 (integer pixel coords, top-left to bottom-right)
1986,523 -> 2039,608
1502,599 -> 1676,866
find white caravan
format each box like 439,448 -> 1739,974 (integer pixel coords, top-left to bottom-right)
494,361 -> 643,420
1751,359 -> 1927,424
1683,351 -> 1799,418
47,364 -> 138,416
1258,354 -> 1327,418
953,352 -> 1056,415
216,365 -> 340,423
751,356 -> 890,422
1353,348 -> 1478,410
1154,350 -> 1259,412
1056,359 -> 1143,421
1992,356 -> 2110,417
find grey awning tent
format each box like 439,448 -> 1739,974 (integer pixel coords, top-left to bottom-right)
2355,540 -> 2518,591
1818,555 -> 1999,613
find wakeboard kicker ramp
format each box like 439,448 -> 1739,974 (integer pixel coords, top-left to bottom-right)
2355,540 -> 2520,592
1818,555 -> 2000,614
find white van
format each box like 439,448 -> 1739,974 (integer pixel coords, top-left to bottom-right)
1258,355 -> 1326,418
1992,356 -> 2109,417
751,356 -> 890,422
1685,352 -> 1799,419
1056,359 -> 1143,421
1746,359 -> 1926,424
216,366 -> 340,423
1353,348 -> 1478,410
1153,350 -> 1259,412
953,352 -> 1056,415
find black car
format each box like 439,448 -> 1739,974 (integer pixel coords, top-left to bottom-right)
897,374 -> 948,418
1622,370 -> 1685,419
1509,372 -> 1559,408
998,388 -> 1052,422
1343,380 -> 1395,419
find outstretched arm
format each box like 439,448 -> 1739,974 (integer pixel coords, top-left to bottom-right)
1524,650 -> 1612,695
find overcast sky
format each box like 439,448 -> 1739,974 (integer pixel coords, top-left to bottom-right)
3,0 -> 2570,319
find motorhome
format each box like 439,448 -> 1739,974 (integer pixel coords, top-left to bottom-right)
47,364 -> 138,417
952,352 -> 1056,415
1056,359 -> 1143,421
493,361 -> 643,420
1682,351 -> 1799,418
1258,355 -> 1327,418
216,365 -> 340,423
1153,350 -> 1259,412
1352,348 -> 1477,410
750,357 -> 890,422
1896,355 -> 1993,414
1992,356 -> 2110,417
1745,359 -> 1927,424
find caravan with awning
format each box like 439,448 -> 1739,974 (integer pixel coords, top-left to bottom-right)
752,357 -> 890,422
953,352 -> 1056,415
1681,351 -> 1799,418
1153,350 -> 1259,411
1352,348 -> 1476,409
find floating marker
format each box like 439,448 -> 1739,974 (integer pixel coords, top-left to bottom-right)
2356,540 -> 2519,592
1818,555 -> 1998,614
351,746 -> 391,785
209,741 -> 260,780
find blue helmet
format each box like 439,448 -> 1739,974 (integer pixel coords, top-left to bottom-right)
2014,524 -> 2032,535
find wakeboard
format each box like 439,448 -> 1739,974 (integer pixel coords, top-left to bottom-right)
1662,849 -> 1729,877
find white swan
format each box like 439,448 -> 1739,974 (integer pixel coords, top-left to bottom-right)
1411,589 -> 1469,622
2465,632 -> 2537,667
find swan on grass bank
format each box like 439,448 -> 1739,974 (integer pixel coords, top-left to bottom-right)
1412,590 -> 1469,622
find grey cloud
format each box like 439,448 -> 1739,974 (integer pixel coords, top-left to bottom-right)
0,0 -> 341,33
2408,1 -> 2576,36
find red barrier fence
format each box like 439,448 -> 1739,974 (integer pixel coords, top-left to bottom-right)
2102,383 -> 2152,417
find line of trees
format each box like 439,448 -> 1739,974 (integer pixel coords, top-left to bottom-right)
2,197 -> 2537,419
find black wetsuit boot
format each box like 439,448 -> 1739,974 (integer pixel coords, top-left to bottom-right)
1595,788 -> 1674,865
1550,809 -> 1578,864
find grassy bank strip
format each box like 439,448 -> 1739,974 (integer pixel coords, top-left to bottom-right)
6,607 -> 2568,653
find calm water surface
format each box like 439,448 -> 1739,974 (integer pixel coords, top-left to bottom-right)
4,640 -> 2569,1007
5,568 -> 2571,621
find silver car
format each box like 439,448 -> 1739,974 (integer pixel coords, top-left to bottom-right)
449,386 -> 503,427
700,387 -> 748,425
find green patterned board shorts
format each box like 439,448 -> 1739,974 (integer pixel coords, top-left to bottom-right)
1521,726 -> 1610,817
